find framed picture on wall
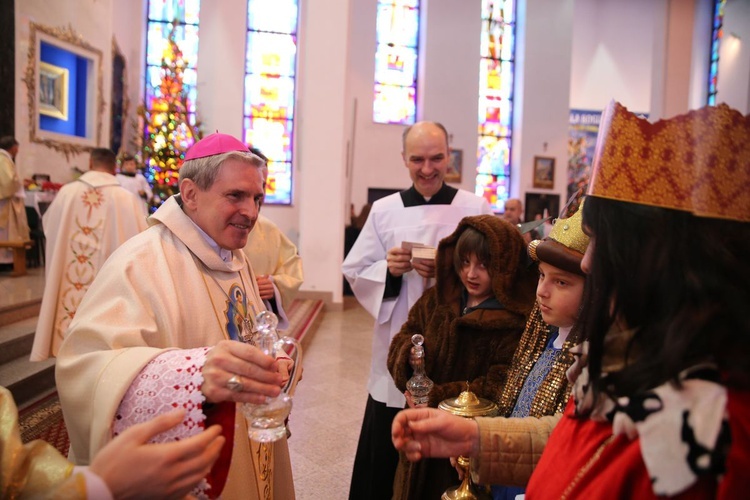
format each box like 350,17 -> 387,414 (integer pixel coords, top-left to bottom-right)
446,148 -> 463,183
38,61 -> 69,120
532,155 -> 555,189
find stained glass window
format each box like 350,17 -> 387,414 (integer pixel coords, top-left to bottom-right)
145,0 -> 201,125
373,0 -> 420,125
707,0 -> 726,105
475,0 -> 516,212
243,0 -> 298,206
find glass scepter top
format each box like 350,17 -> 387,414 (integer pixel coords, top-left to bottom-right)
253,310 -> 280,356
406,334 -> 434,407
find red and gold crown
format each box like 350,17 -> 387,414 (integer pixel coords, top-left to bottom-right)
588,101 -> 750,222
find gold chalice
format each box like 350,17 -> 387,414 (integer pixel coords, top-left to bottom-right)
438,383 -> 498,500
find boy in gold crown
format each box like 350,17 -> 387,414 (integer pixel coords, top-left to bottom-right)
390,202 -> 590,498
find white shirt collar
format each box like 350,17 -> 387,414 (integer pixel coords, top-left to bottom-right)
187,217 -> 233,262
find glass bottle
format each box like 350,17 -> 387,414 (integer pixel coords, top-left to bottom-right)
406,334 -> 434,406
241,311 -> 302,442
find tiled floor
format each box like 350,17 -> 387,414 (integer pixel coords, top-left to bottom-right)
287,296 -> 373,499
1,268 -> 374,499
0,267 -> 45,311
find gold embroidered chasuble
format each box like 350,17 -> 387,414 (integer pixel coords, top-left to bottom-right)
31,170 -> 148,361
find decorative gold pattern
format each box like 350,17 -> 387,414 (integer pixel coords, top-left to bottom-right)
23,23 -> 104,160
546,199 -> 589,255
497,304 -> 577,418
589,101 -> 750,222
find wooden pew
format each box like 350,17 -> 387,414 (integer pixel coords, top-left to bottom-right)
0,240 -> 33,276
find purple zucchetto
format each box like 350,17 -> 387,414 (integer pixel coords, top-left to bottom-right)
184,133 -> 250,161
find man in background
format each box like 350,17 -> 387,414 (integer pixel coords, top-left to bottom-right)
503,197 -> 537,243
0,136 -> 30,268
342,121 -> 492,500
30,148 -> 147,361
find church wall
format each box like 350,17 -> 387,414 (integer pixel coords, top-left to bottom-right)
718,0 -> 750,113
569,0 -> 655,114
512,0 -> 574,211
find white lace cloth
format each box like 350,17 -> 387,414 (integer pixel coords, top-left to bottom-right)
113,347 -> 212,497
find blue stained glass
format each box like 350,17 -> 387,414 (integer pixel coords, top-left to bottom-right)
373,0 -> 419,125
482,0 -> 514,24
480,18 -> 514,61
375,44 -> 418,86
248,0 -> 298,33
476,0 -> 515,208
147,23 -> 199,68
374,84 -> 416,125
376,4 -> 419,48
246,32 -> 297,76
244,75 -> 295,120
243,117 -> 294,163
263,161 -> 293,205
244,0 -> 298,205
706,0 -> 726,104
149,0 -> 200,24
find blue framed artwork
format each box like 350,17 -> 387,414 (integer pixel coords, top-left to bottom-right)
24,23 -> 104,159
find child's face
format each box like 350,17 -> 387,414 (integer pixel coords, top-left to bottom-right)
122,160 -> 137,174
459,253 -> 492,305
536,261 -> 585,328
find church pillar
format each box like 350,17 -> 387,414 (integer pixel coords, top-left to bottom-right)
296,0 -> 352,307
512,0 -> 574,210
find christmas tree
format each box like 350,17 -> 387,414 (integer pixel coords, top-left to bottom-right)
138,21 -> 201,209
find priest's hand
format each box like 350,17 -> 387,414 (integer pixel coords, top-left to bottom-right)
387,246 -> 413,277
412,258 -> 436,279
391,408 -> 480,462
277,356 -> 294,387
256,275 -> 275,300
202,340 -> 282,404
90,409 -> 225,500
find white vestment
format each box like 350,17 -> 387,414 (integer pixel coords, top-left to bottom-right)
56,195 -> 295,499
243,214 -> 304,327
116,172 -> 153,206
0,149 -> 29,263
342,188 -> 492,407
30,171 -> 147,361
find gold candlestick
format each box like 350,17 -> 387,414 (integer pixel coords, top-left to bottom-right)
438,383 -> 498,500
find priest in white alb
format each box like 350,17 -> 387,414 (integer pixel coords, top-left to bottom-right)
30,148 -> 147,361
56,134 -> 296,499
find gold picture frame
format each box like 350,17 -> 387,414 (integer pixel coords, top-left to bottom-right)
446,148 -> 463,183
38,61 -> 69,120
532,156 -> 555,189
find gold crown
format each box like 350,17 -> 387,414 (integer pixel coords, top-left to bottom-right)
588,101 -> 750,222
528,200 -> 589,275
547,200 -> 589,255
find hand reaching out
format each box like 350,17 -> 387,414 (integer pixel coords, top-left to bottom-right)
90,410 -> 225,499
391,408 -> 480,462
